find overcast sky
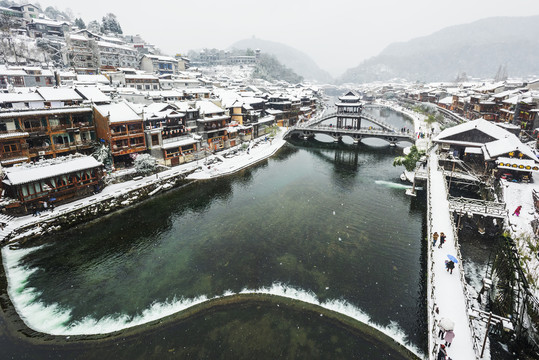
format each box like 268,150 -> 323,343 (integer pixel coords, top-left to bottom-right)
36,0 -> 539,77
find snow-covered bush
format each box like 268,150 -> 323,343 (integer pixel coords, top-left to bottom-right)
134,154 -> 158,176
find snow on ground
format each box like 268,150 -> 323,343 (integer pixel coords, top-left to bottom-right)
187,129 -> 286,180
428,152 -> 479,360
503,175 -> 539,298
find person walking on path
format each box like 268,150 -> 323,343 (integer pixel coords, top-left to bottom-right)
433,232 -> 439,247
437,344 -> 447,360
446,260 -> 455,274
437,322 -> 445,339
513,205 -> 522,216
438,232 -> 446,248
444,330 -> 455,347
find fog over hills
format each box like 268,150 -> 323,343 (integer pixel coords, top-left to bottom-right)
230,38 -> 333,83
338,16 -> 539,83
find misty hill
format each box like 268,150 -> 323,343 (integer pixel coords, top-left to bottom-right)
230,38 -> 332,83
339,16 -> 539,83
252,53 -> 303,84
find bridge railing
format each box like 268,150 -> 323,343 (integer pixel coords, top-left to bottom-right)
448,196 -> 506,217
310,125 -> 414,138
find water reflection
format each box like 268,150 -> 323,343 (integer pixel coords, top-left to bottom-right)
4,106 -> 427,355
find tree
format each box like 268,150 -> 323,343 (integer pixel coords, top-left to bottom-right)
92,143 -> 112,169
44,6 -> 59,20
87,20 -> 100,34
424,113 -> 437,133
74,18 -> 85,30
134,154 -> 158,175
393,145 -> 424,172
101,13 -> 123,34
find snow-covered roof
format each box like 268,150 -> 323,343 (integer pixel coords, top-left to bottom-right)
3,155 -> 102,186
125,74 -> 159,80
438,96 -> 453,105
162,137 -> 198,150
434,119 -> 513,144
69,34 -> 90,42
482,136 -> 539,162
0,106 -> 92,119
0,132 -> 29,139
173,101 -> 197,112
76,74 -> 110,84
30,18 -> 65,26
94,102 -> 142,123
96,41 -> 135,52
143,54 -> 178,62
265,109 -> 282,115
36,88 -> 82,102
0,92 -> 43,104
75,87 -> 111,103
0,69 -> 27,76
196,100 -> 224,115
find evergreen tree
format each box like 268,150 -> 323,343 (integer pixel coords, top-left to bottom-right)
101,13 -> 123,34
87,20 -> 101,34
74,18 -> 86,29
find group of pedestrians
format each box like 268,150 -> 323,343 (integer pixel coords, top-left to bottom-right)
437,325 -> 455,359
31,200 -> 55,217
433,231 -> 455,274
432,231 -> 446,248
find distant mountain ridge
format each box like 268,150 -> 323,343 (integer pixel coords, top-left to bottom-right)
339,16 -> 539,83
230,38 -> 333,83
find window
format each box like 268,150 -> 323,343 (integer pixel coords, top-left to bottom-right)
35,76 -> 40,82
3,144 -> 18,153
145,85 -> 150,90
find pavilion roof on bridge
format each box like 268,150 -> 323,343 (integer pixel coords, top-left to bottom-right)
338,91 -> 360,102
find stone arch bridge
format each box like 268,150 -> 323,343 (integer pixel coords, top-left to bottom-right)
286,112 -> 416,145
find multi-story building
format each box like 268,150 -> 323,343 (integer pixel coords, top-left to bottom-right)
140,55 -> 181,75
93,101 -> 147,167
27,18 -> 68,37
96,40 -> 138,68
125,74 -> 160,91
142,103 -> 199,166
0,68 -> 28,89
196,100 -> 230,151
20,67 -> 55,87
65,33 -> 99,71
0,104 -> 96,166
9,3 -> 40,21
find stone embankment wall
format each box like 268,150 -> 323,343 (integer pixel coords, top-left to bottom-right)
6,168 -> 197,245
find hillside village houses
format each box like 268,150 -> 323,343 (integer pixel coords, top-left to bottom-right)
0,5 -> 320,214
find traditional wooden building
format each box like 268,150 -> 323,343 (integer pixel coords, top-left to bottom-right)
142,103 -> 199,166
196,100 -> 230,151
1,154 -> 103,214
335,91 -> 362,129
0,105 -> 96,166
93,102 -> 147,167
434,118 -> 539,179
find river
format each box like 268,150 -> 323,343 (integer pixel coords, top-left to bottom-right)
1,108 -> 427,359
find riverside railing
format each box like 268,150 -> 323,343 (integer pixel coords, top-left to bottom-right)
438,160 -> 482,358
